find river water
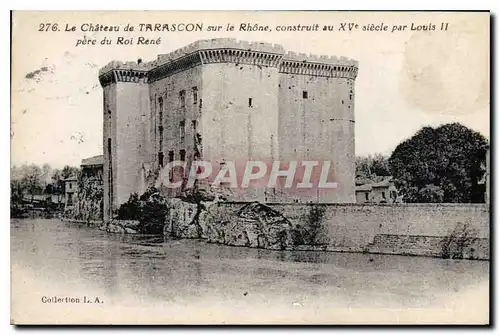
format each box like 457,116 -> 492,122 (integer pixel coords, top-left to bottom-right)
11,218 -> 490,324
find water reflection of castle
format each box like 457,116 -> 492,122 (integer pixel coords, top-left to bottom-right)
98,39 -> 359,221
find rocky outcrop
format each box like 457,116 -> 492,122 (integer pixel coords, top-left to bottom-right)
205,202 -> 304,250
165,198 -> 202,238
165,199 -> 306,250
105,220 -> 140,234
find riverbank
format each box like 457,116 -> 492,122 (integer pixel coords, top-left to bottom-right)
60,217 -> 102,225
11,218 -> 490,325
60,200 -> 490,260
167,201 -> 490,260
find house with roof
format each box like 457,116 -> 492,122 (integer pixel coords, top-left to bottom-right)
355,177 -> 402,204
81,155 -> 103,180
63,175 -> 78,210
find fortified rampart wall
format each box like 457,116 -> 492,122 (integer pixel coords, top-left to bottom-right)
167,201 -> 489,260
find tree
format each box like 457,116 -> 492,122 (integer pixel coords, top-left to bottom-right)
10,165 -> 25,181
356,154 -> 391,179
41,163 -> 52,185
370,154 -> 391,177
51,169 -> 64,202
389,123 -> 488,203
61,165 -> 79,179
22,164 -> 43,203
355,156 -> 372,179
10,179 -> 24,203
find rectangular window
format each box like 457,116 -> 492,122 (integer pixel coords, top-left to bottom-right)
199,99 -> 202,109
69,183 -> 72,190
192,87 -> 198,104
365,192 -> 369,201
168,151 -> 174,181
158,125 -> 164,148
180,149 -> 186,162
192,120 -> 197,130
180,120 -> 186,142
107,138 -> 112,155
382,191 -> 386,199
158,152 -> 164,168
248,98 -> 253,107
303,91 -> 308,99
158,98 -> 164,120
158,97 -> 164,148
180,90 -> 186,108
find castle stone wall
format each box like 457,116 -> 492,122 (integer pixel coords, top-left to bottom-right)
102,83 -> 116,221
207,203 -> 489,259
278,74 -> 355,203
148,64 -> 204,196
114,82 -> 150,207
99,39 -> 359,213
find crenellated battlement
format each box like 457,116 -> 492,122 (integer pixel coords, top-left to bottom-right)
98,60 -> 152,76
153,38 -> 285,66
279,60 -> 358,79
98,39 -> 359,86
282,51 -> 358,67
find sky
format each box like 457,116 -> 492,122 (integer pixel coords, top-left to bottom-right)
11,11 -> 490,168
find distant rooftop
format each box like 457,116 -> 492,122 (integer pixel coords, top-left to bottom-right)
372,179 -> 392,188
81,155 -> 103,167
355,184 -> 372,192
355,176 -> 394,191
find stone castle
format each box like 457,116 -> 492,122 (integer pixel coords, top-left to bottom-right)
98,38 -> 359,221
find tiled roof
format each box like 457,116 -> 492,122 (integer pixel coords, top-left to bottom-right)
81,155 -> 103,167
355,184 -> 372,192
372,179 -> 391,188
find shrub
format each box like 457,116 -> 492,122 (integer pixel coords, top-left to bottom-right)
117,188 -> 168,234
304,205 -> 326,245
117,193 -> 140,220
441,222 -> 478,259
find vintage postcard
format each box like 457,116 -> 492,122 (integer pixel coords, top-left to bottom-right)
10,11 -> 490,325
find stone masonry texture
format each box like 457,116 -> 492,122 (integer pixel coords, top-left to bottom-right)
168,201 -> 489,260
99,38 -> 359,220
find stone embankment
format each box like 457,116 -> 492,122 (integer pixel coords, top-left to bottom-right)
64,188 -> 490,260
164,200 -> 489,260
101,219 -> 141,234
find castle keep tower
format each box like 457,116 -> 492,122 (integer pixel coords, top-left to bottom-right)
278,53 -> 358,203
99,39 -> 358,221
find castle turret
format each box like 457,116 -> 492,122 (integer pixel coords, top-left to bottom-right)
99,61 -> 151,221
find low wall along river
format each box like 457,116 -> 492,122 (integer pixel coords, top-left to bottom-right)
158,201 -> 489,260
64,173 -> 489,260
